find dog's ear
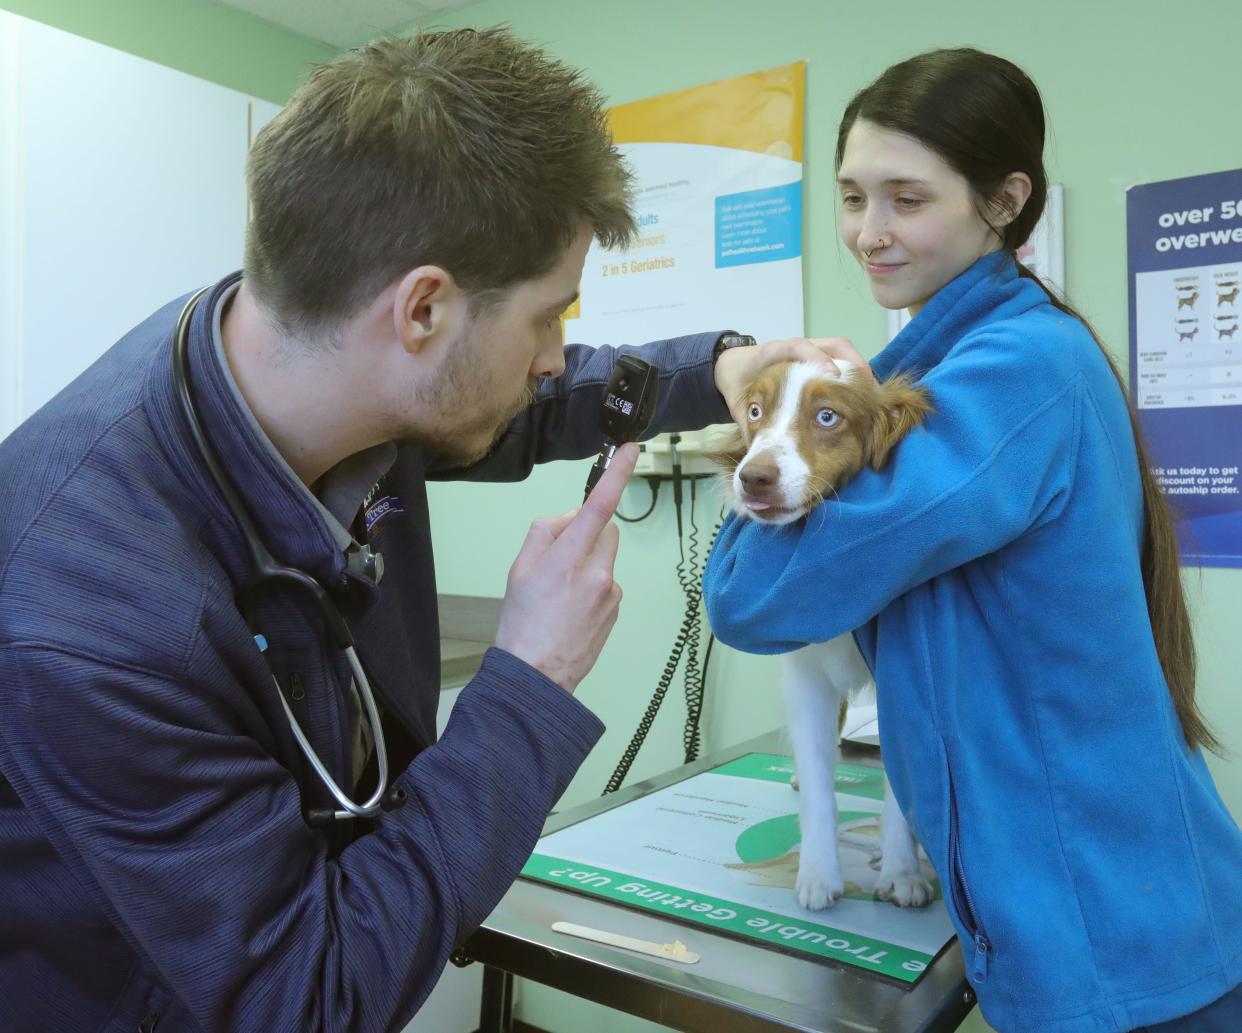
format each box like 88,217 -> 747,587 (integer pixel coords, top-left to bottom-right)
867,375 -> 932,470
707,426 -> 748,472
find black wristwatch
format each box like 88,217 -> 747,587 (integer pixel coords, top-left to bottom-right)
712,332 -> 757,364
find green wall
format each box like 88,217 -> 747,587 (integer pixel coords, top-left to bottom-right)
0,0 -> 334,101
422,1 -> 1242,1031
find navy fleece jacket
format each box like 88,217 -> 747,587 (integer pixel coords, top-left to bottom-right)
0,271 -> 732,1032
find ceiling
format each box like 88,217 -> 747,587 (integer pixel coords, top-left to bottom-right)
216,0 -> 483,49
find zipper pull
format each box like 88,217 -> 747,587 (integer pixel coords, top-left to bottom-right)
972,933 -> 991,982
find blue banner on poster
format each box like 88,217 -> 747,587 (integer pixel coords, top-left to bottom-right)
715,181 -> 803,269
1127,168 -> 1242,567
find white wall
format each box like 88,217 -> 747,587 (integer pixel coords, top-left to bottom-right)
0,12 -> 23,435
0,13 -> 270,437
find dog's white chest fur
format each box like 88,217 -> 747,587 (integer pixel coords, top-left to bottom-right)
783,639 -> 934,911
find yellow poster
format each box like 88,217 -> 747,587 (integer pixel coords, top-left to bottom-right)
566,63 -> 806,346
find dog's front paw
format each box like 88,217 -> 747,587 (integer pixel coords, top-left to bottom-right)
796,855 -> 844,910
874,871 -> 934,908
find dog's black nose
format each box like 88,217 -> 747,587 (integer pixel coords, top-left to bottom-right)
739,457 -> 779,495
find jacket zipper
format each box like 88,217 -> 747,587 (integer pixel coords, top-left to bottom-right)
946,760 -> 992,981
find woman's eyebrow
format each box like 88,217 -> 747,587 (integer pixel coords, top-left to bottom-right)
837,175 -> 931,186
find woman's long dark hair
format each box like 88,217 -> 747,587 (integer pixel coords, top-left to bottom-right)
837,49 -> 1220,754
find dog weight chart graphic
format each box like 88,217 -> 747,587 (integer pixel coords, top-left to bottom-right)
520,754 -> 957,983
1128,168 -> 1242,566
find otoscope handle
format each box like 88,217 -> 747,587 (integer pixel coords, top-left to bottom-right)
584,442 -> 619,503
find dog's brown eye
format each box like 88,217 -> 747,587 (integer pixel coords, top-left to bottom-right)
747,403 -> 763,421
815,408 -> 840,428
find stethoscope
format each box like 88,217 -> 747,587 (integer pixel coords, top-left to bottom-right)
171,287 -> 391,825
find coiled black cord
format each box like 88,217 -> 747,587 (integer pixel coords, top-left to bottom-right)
683,500 -> 725,764
603,477 -> 725,794
680,479 -> 704,763
602,572 -> 699,794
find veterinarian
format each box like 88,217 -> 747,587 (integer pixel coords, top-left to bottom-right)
0,29 -> 836,1033
704,48 -> 1242,1033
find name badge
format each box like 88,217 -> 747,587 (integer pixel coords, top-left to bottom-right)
364,495 -> 404,536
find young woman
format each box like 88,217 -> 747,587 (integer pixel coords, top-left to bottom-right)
703,49 -> 1242,1033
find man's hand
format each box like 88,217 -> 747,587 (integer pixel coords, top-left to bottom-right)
714,336 -> 874,425
494,444 -> 640,693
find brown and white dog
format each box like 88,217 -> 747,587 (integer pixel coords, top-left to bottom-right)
716,359 -> 934,910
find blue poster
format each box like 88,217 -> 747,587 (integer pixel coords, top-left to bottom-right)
1127,168 -> 1242,567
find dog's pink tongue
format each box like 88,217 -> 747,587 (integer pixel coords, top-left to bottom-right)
746,500 -> 773,512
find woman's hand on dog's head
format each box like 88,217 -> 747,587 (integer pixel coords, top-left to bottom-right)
715,336 -> 876,425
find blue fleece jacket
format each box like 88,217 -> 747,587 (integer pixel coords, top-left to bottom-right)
703,252 -> 1242,1033
0,272 -> 732,1032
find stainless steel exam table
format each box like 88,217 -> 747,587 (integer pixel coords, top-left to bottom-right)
455,730 -> 975,1033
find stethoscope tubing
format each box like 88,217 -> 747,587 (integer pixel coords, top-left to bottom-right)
270,644 -> 390,821
171,289 -> 390,823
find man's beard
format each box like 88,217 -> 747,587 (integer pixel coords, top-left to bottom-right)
402,374 -> 539,469
447,377 -> 538,465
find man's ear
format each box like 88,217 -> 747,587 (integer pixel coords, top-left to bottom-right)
868,376 -> 932,470
393,265 -> 458,355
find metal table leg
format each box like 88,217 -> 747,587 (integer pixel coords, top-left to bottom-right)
478,965 -> 514,1033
